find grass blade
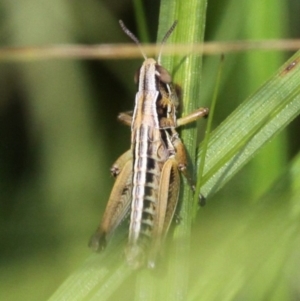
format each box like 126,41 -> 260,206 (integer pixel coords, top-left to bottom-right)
197,53 -> 300,198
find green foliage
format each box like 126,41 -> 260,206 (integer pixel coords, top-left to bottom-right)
0,1 -> 300,301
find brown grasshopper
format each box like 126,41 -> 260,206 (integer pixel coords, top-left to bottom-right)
89,20 -> 209,269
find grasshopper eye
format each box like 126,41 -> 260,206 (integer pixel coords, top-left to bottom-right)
156,65 -> 172,83
134,68 -> 141,84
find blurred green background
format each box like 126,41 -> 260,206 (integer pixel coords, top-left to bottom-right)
0,0 -> 300,301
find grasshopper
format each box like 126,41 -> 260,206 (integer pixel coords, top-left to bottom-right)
89,20 -> 209,269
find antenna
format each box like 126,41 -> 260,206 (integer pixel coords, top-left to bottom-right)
119,20 -> 147,60
157,20 -> 178,64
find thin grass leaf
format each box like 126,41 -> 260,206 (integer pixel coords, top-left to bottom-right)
197,52 -> 300,198
201,0 -> 248,104
195,55 -> 224,205
243,0 -> 288,198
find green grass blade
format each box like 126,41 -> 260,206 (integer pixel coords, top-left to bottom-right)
195,55 -> 224,205
197,52 -> 300,198
201,0 -> 248,104
133,0 -> 150,43
243,0 -> 288,198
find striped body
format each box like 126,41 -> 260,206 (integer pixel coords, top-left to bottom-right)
126,58 -> 178,266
